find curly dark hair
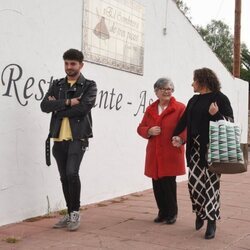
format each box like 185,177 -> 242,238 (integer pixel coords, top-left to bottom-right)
193,68 -> 221,92
63,49 -> 84,63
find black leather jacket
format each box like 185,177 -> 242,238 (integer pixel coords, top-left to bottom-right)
40,74 -> 97,139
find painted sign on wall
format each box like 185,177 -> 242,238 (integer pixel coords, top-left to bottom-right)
83,0 -> 145,75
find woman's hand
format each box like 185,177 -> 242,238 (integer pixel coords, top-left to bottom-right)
148,126 -> 161,136
172,136 -> 183,147
209,102 -> 219,115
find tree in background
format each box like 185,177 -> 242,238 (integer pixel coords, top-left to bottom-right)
196,20 -> 234,72
175,1 -> 250,84
241,46 -> 250,83
175,0 -> 191,18
196,20 -> 250,83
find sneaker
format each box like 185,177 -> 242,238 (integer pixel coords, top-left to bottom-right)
67,211 -> 80,231
53,214 -> 70,228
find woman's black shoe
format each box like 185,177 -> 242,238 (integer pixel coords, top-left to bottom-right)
205,220 -> 216,239
154,216 -> 166,223
165,215 -> 177,225
195,216 -> 204,230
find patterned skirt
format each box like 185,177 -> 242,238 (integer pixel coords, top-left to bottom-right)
188,135 -> 221,220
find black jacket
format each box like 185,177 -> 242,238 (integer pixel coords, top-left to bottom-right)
173,91 -> 234,167
40,74 -> 97,139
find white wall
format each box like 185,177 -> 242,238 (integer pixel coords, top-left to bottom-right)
0,0 -> 248,226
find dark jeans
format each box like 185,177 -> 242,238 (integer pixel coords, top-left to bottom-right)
52,140 -> 86,214
152,176 -> 177,219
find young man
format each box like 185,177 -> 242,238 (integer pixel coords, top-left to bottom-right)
41,49 -> 97,231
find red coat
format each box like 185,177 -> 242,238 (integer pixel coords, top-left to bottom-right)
137,97 -> 186,179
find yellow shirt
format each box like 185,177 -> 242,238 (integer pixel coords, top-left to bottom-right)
53,80 -> 76,141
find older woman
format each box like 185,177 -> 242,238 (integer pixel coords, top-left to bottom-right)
137,78 -> 186,224
173,68 -> 233,239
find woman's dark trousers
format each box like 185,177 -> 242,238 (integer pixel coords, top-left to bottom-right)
152,176 -> 177,220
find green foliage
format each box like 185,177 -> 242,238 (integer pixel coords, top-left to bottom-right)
196,19 -> 250,84
176,0 -> 188,14
176,0 -> 191,19
59,209 -> 68,215
196,20 -> 234,71
176,3 -> 250,84
241,46 -> 250,70
4,237 -> 20,244
241,46 -> 250,83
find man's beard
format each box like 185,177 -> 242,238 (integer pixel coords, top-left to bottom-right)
66,70 -> 79,77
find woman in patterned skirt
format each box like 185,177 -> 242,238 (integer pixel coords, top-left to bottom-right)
172,68 -> 233,239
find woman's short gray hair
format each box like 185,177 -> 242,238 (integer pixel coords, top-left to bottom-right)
154,77 -> 175,92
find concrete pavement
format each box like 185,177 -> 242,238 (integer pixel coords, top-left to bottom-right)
0,171 -> 250,249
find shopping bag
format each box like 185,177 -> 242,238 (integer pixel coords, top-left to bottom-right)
207,120 -> 247,174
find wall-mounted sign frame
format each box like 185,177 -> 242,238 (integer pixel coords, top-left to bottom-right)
83,0 -> 145,75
